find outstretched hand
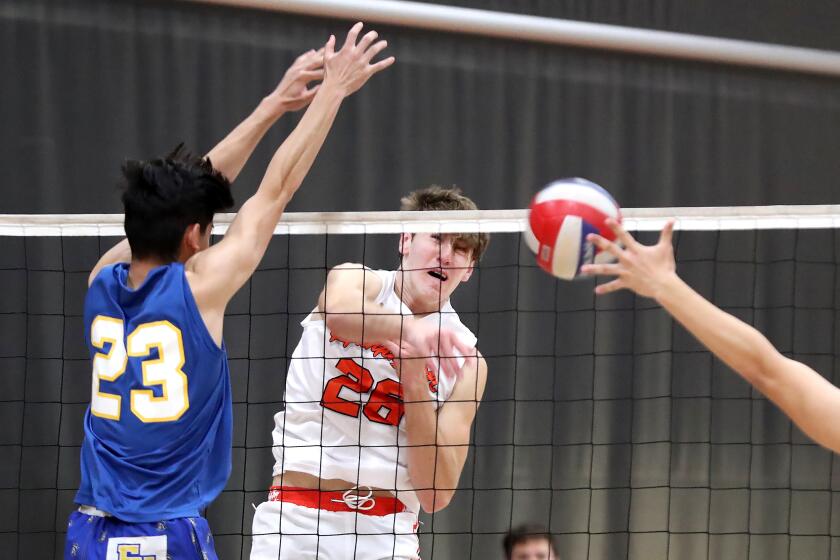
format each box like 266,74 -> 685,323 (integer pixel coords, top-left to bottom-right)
322,22 -> 395,97
581,219 -> 677,299
265,48 -> 325,114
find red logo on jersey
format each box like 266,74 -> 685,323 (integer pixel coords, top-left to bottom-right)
425,367 -> 438,394
330,334 -> 397,370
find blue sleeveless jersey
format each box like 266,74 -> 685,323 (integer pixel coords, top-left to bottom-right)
75,263 -> 232,522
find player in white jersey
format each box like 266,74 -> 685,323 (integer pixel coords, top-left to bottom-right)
251,186 -> 490,559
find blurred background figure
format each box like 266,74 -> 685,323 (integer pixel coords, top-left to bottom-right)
504,525 -> 559,560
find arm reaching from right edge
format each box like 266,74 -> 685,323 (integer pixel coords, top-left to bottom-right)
581,219 -> 840,454
188,23 -> 394,340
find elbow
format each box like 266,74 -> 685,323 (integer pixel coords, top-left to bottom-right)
746,347 -> 787,395
418,489 -> 454,513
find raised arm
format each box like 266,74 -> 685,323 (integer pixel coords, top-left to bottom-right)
88,49 -> 324,285
206,48 -> 324,182
400,353 -> 487,512
583,220 -> 840,454
187,23 -> 394,320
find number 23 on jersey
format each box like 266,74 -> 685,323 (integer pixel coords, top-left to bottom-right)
90,315 -> 189,423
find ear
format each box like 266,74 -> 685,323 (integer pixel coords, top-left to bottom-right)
398,232 -> 413,257
183,223 -> 203,252
460,261 -> 475,283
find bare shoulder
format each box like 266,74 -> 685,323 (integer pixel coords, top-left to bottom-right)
182,246 -> 216,282
182,251 -> 227,314
326,262 -> 384,299
183,252 -> 207,288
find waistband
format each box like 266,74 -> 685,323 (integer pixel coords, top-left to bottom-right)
78,505 -> 112,517
268,486 -> 408,517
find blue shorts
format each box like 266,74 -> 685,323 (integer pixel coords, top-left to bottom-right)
64,509 -> 218,560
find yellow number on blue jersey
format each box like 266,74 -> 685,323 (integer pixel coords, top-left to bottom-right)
91,316 -> 189,423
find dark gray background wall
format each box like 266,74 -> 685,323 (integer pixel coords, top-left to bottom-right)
5,229 -> 840,559
4,1 -> 840,559
2,0 -> 840,214
419,0 -> 840,51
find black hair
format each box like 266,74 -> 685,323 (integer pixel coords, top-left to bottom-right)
121,143 -> 234,262
503,524 -> 558,559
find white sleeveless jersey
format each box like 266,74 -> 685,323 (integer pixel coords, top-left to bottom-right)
271,269 -> 477,513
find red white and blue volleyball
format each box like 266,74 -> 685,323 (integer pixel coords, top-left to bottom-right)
524,178 -> 622,280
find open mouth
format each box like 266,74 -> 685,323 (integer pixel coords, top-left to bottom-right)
427,269 -> 448,282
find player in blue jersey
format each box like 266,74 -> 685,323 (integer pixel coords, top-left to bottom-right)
65,24 -> 394,560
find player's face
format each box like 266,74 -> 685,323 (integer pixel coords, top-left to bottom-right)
510,538 -> 557,560
399,232 -> 474,305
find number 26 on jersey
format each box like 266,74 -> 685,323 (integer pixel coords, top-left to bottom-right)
321,358 -> 404,427
90,315 -> 189,423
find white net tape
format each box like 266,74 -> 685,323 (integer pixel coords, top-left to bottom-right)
2,205 -> 840,236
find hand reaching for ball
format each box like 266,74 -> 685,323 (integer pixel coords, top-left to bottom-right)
581,219 -> 678,299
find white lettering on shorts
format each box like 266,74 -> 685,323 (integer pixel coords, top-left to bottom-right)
105,536 -> 167,560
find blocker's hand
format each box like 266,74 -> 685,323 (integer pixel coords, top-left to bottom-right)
265,47 -> 325,114
581,218 -> 677,299
322,22 -> 395,98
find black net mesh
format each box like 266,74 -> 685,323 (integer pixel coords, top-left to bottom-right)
3,224 -> 840,559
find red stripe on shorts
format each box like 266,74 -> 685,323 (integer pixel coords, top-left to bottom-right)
267,486 -> 407,517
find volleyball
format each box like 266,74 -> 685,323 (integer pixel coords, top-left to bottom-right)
524,177 -> 622,280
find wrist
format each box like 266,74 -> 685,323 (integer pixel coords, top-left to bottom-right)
652,271 -> 683,304
402,378 -> 434,407
402,381 -> 429,402
318,80 -> 349,101
257,95 -> 287,121
399,362 -> 433,399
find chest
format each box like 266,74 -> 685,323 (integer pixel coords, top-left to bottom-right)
318,334 -> 448,429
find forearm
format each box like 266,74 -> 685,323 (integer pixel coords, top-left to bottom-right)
256,85 -> 344,206
658,276 -> 840,451
655,273 -> 779,388
326,300 -> 410,346
205,99 -> 284,182
403,384 -> 466,512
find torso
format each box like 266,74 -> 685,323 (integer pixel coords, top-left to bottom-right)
76,262 -> 232,522
271,269 -> 477,513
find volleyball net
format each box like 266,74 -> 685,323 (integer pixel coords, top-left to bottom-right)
4,206 -> 840,560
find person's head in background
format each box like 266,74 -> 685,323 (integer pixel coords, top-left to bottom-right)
503,524 -> 559,560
